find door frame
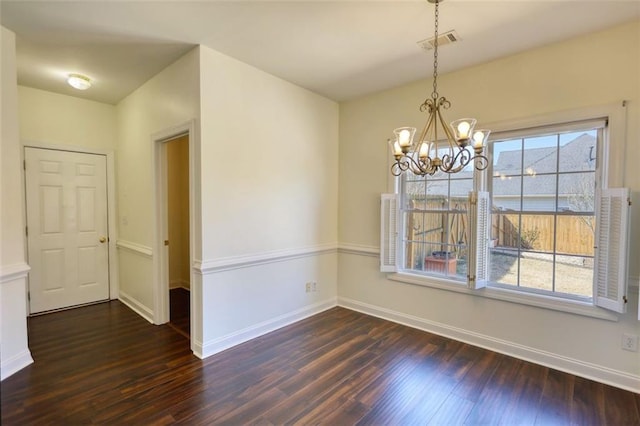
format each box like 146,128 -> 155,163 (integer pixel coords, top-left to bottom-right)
151,120 -> 196,327
21,141 -> 119,311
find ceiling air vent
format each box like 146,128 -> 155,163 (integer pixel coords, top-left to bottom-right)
417,30 -> 461,51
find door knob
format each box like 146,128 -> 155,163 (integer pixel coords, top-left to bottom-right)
99,236 -> 107,243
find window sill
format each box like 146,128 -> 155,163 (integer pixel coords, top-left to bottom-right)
387,271 -> 619,322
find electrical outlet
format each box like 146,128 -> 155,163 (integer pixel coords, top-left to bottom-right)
312,281 -> 317,292
305,282 -> 311,293
621,333 -> 638,352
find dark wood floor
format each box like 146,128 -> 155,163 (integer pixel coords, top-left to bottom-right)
169,287 -> 190,337
2,302 -> 639,425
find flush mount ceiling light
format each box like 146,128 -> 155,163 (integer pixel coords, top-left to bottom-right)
67,73 -> 92,90
388,0 -> 489,176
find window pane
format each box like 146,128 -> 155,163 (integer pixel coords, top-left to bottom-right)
493,139 -> 522,175
489,248 -> 519,286
450,178 -> 473,201
519,251 -> 554,292
522,175 -> 556,211
524,135 -> 557,175
558,172 -> 595,212
406,212 -> 447,245
520,214 -> 553,252
555,255 -> 593,297
491,213 -> 521,250
555,215 -> 595,256
493,175 -> 522,211
405,179 -> 427,202
426,179 -> 449,204
559,130 -> 597,172
424,243 -> 461,278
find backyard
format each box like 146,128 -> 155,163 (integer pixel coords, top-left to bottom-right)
489,250 -> 593,297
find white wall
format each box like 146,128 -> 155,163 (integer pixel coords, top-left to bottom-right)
115,47 -> 200,330
18,86 -> 116,151
0,26 -> 33,380
338,20 -> 640,391
197,46 -> 339,357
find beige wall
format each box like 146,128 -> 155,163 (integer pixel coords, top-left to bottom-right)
1,26 -> 33,380
197,46 -> 339,354
199,47 -> 339,260
115,47 -> 200,319
338,20 -> 640,390
18,86 -> 116,151
167,135 -> 190,289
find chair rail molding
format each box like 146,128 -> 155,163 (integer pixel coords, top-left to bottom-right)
116,240 -> 153,258
194,242 -> 338,275
338,243 -> 380,257
0,262 -> 30,284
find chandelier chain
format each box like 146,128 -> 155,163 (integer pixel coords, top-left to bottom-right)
432,0 -> 439,100
388,0 -> 490,177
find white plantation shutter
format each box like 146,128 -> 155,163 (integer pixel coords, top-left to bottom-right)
594,188 -> 630,313
467,191 -> 490,290
380,193 -> 399,272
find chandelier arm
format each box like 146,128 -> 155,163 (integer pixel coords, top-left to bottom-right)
473,154 -> 489,171
441,149 -> 471,174
417,109 -> 436,148
435,102 -> 457,148
391,157 -> 411,176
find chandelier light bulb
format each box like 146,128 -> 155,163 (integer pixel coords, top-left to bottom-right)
398,129 -> 411,147
472,129 -> 491,150
457,121 -> 471,139
419,142 -> 430,158
392,141 -> 402,156
67,73 -> 92,90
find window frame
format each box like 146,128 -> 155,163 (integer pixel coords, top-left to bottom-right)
485,123 -> 603,300
384,102 -> 628,321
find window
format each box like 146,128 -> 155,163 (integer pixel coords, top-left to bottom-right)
401,150 -> 474,281
381,109 -> 630,315
488,126 -> 599,300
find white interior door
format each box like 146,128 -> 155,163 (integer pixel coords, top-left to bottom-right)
25,147 -> 109,314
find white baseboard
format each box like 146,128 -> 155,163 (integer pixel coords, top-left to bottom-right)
194,298 -> 337,359
118,291 -> 154,324
1,349 -> 34,381
338,296 -> 640,394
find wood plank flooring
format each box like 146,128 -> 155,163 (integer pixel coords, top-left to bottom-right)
2,301 -> 639,425
169,287 -> 190,337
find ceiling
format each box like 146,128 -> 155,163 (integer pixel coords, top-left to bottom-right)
2,1 -> 639,105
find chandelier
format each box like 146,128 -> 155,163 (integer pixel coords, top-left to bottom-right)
389,0 -> 489,177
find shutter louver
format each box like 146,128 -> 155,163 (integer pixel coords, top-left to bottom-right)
594,188 -> 630,313
467,191 -> 489,290
380,193 -> 399,272
475,191 -> 490,287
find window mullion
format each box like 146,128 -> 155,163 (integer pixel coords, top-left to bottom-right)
552,134 -> 560,292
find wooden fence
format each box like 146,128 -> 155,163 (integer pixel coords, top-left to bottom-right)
405,198 -> 594,269
491,213 -> 594,255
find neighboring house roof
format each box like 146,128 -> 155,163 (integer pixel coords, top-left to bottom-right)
406,133 -> 596,201
494,133 -> 596,175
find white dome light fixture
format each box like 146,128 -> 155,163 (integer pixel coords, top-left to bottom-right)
67,73 -> 92,90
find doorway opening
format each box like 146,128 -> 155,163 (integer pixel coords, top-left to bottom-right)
152,120 -> 195,344
165,135 -> 190,337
